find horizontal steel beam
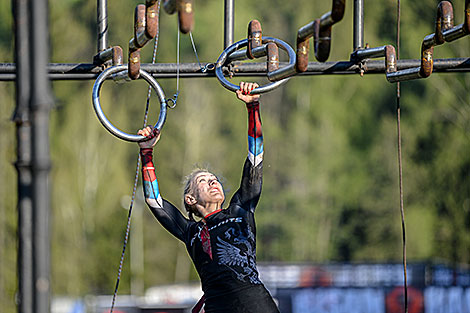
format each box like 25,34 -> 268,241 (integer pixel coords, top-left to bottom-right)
0,58 -> 469,81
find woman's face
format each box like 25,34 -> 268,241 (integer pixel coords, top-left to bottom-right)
192,172 -> 225,207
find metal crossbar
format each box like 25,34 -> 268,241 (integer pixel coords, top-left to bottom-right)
1,58 -> 470,81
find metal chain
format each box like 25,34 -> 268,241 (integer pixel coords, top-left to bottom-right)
396,1 -> 408,313
109,2 -> 161,313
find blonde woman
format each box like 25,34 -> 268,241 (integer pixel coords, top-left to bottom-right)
138,82 -> 278,313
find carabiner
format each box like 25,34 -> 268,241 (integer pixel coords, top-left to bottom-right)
166,91 -> 179,109
201,63 -> 215,73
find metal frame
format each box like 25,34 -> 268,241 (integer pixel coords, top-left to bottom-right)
353,0 -> 364,51
10,2 -> 470,313
224,0 -> 234,48
4,0 -> 470,82
1,58 -> 469,81
13,0 -> 53,313
97,0 -> 108,52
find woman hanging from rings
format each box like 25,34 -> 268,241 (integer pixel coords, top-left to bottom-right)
137,82 -> 279,313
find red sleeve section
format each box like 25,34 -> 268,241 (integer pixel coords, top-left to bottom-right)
247,101 -> 262,139
140,148 -> 156,182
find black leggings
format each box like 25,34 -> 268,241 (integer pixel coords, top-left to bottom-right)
204,285 -> 279,313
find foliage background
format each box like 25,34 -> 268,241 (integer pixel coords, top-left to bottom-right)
0,0 -> 469,312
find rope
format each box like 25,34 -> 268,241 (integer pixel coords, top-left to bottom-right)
109,2 -> 161,312
189,31 -> 208,72
396,1 -> 408,312
166,27 -> 213,108
175,25 -> 180,95
168,24 -> 212,108
166,20 -> 181,109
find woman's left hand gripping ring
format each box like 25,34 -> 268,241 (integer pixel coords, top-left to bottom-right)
92,65 -> 168,142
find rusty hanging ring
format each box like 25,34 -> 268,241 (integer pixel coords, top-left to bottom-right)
247,20 -> 262,59
215,37 -> 295,94
92,65 -> 168,142
178,0 -> 194,33
163,0 -> 194,33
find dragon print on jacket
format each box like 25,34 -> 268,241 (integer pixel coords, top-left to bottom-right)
216,224 -> 261,284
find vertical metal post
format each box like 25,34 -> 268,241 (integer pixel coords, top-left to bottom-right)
353,0 -> 364,50
224,0 -> 234,48
29,0 -> 54,312
97,0 -> 108,52
13,0 -> 33,312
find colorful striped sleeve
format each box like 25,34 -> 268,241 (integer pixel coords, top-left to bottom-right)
140,148 -> 163,209
247,100 -> 263,166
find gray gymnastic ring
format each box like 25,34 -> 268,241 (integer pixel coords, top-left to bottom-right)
215,37 -> 295,94
92,65 -> 167,142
